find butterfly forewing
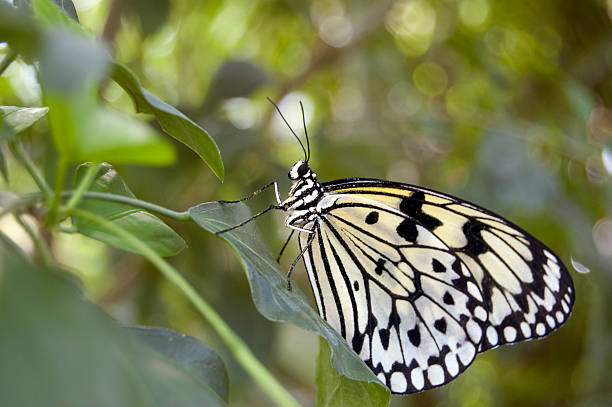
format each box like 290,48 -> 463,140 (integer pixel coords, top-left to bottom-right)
299,194 -> 490,393
320,179 -> 575,356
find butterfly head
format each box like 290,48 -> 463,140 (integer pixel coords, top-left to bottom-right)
288,160 -> 312,180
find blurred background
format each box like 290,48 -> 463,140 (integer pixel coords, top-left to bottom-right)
1,0 -> 611,406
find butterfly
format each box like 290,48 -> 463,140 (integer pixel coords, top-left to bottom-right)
218,99 -> 575,394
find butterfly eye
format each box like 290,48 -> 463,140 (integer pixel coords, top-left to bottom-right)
297,163 -> 309,177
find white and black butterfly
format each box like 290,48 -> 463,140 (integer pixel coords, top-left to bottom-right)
218,100 -> 575,394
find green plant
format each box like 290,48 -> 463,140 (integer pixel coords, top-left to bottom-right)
0,1 -> 391,406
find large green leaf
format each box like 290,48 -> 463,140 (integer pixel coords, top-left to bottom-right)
0,250 -> 227,407
111,63 -> 224,181
128,326 -> 229,402
72,163 -> 185,257
316,338 -> 391,407
188,202 -> 387,391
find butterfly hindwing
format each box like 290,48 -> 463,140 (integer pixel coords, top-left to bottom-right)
300,197 -> 489,393
321,179 -> 575,354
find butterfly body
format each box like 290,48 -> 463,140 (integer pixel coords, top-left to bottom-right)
280,161 -> 574,394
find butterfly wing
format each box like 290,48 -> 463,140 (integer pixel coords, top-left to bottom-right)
299,196 -> 489,393
299,178 -> 574,393
321,179 -> 575,352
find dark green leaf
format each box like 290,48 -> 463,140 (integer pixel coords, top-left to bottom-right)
0,253 -> 226,407
188,202 -> 385,388
316,338 -> 391,407
128,326 -> 229,402
73,163 -> 186,257
0,106 -> 49,140
111,62 -> 224,181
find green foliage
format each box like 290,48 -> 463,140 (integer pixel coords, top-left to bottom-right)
72,163 -> 186,257
111,63 -> 224,179
316,338 -> 391,407
127,326 -> 229,402
0,249 -> 227,407
0,106 -> 48,140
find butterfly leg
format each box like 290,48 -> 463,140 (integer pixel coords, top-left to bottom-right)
215,204 -> 283,235
218,179 -> 281,204
285,231 -> 316,291
276,229 -> 295,263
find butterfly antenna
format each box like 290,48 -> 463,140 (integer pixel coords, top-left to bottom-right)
299,101 -> 310,163
267,97 -> 307,162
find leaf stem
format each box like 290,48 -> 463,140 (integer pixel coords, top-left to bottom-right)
69,208 -> 299,407
13,213 -> 54,267
8,139 -> 53,197
61,163 -> 100,214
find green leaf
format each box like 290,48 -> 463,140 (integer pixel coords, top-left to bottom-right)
128,326 -> 229,402
73,163 -> 186,257
0,252 -> 227,407
317,338 -> 391,407
31,0 -> 83,32
188,202 -> 386,389
111,62 -> 224,181
45,89 -> 175,165
0,106 -> 49,140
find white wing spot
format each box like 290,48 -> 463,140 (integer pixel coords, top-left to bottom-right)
474,306 -> 488,321
546,315 -> 556,328
457,342 -> 476,365
467,320 -> 482,343
562,300 -> 569,314
555,311 -> 564,323
411,368 -> 425,391
520,322 -> 531,337
445,353 -> 460,377
390,372 -> 408,393
504,326 -> 517,342
536,323 -> 546,336
377,372 -> 386,385
427,365 -> 445,386
486,326 -> 498,346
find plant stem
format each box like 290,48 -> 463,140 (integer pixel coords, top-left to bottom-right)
8,139 -> 53,197
61,163 -> 100,214
69,208 -> 300,407
13,213 -> 54,267
47,157 -> 68,224
1,191 -> 192,222
76,191 -> 192,221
